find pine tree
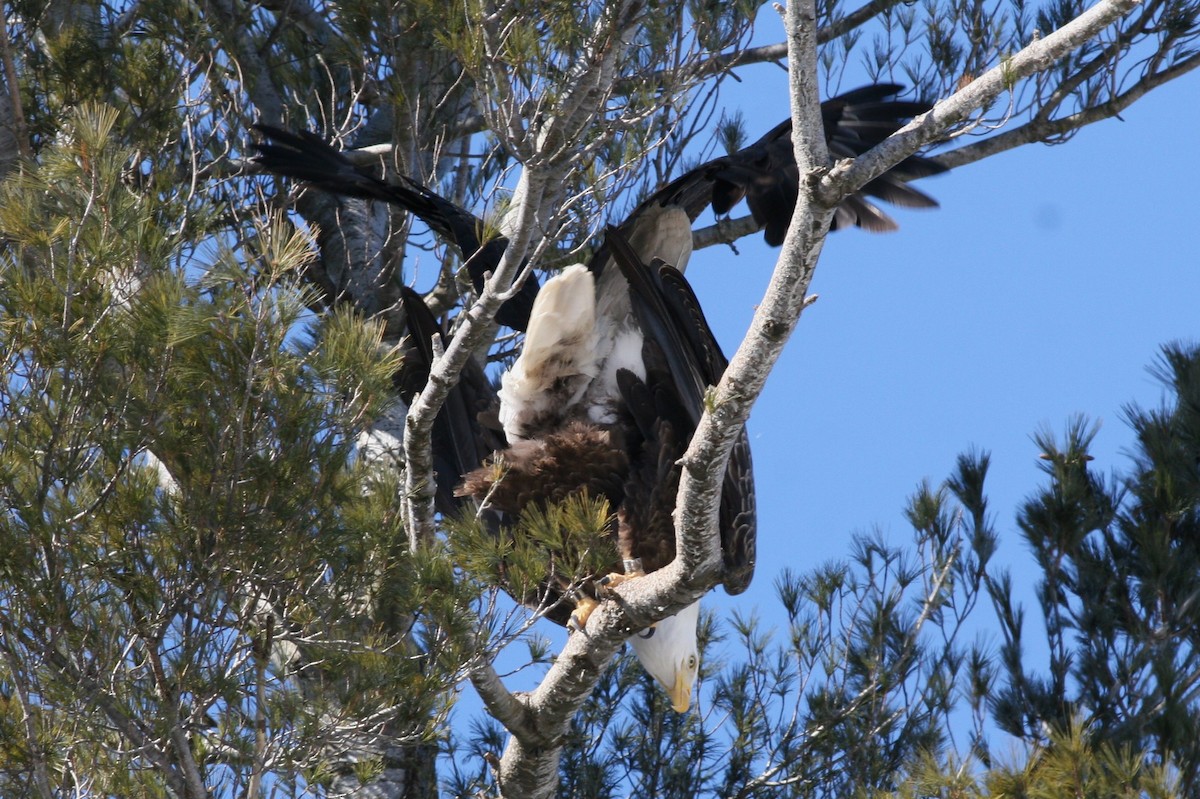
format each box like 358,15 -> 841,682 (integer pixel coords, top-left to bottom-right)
1,0 -> 1197,796
980,344 -> 1200,791
0,107 -> 476,795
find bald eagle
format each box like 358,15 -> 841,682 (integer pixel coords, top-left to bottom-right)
454,225 -> 754,711
252,83 -> 942,710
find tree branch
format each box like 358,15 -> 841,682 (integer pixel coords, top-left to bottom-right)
692,213 -> 762,252
647,0 -> 909,88
0,3 -> 31,169
817,0 -> 911,44
487,0 -> 838,792
495,600 -> 635,796
659,7 -> 1160,782
469,659 -> 540,743
0,648 -> 54,799
820,0 -> 1147,204
935,48 -> 1200,170
403,1 -> 651,551
668,0 -> 832,590
401,169 -> 546,548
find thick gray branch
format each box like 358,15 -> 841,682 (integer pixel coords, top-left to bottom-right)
672,0 -> 832,583
495,599 -> 639,797
469,660 -> 537,741
674,0 -> 1151,682
490,4 -> 835,795
401,169 -> 549,547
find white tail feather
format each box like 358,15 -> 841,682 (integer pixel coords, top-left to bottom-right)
498,264 -> 598,440
520,264 -> 596,363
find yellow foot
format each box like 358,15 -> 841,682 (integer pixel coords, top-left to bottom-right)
596,559 -> 646,594
567,596 -> 600,633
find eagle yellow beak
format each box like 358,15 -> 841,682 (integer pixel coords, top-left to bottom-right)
668,666 -> 692,713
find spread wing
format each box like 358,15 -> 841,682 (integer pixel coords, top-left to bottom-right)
252,125 -> 538,331
606,228 -> 756,595
255,84 -> 942,330
624,83 -> 945,245
257,84 -> 932,600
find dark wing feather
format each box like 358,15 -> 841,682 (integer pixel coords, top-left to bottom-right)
624,83 -> 945,245
651,264 -> 757,592
606,228 -> 756,595
614,367 -> 688,576
721,427 -> 756,594
252,125 -> 537,330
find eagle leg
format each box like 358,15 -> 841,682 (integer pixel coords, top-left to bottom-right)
568,558 -> 646,631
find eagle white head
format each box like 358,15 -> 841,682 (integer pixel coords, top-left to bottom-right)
627,601 -> 701,712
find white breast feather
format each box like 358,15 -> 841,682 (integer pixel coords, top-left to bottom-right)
587,324 -> 644,425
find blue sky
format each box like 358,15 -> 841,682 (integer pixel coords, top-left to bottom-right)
684,53 -> 1200,698
452,23 -> 1200,761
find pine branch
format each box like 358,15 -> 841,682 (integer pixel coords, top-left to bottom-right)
0,4 -> 30,167
671,0 -> 832,593
817,0 -> 911,43
639,0 -> 910,90
401,169 -> 547,548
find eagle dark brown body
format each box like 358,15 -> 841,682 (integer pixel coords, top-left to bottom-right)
457,420 -> 671,628
253,81 -> 941,630
253,84 -> 942,710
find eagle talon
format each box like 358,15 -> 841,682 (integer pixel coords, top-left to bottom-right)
567,596 -> 600,633
596,565 -> 646,594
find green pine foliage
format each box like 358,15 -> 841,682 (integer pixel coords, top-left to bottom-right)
445,345 -> 1200,799
879,717 -> 1178,798
448,491 -> 619,620
0,106 -> 465,796
984,343 -> 1200,790
3,0 -> 1199,795
444,486 -> 995,798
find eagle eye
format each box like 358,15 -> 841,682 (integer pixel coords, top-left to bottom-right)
636,626 -> 656,639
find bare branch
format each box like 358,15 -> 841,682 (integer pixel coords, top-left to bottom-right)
693,213 -> 763,251
639,0 -> 909,89
495,600 -> 634,797
0,4 -> 30,168
936,49 -> 1200,169
469,659 -> 538,742
0,649 -> 53,799
669,0 -> 832,591
820,0 -> 1147,205
818,0 -> 911,44
402,168 -> 551,548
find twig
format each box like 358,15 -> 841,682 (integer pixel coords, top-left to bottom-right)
0,6 -> 32,161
